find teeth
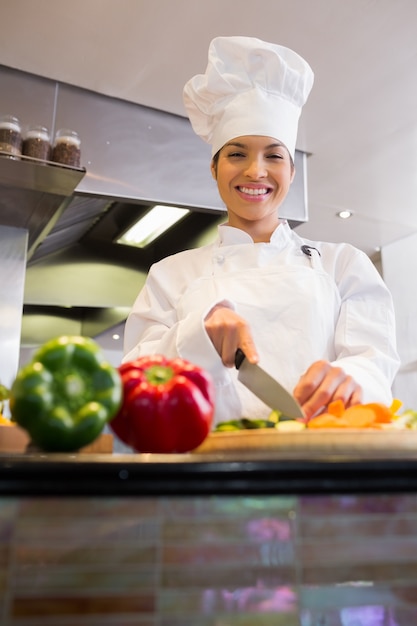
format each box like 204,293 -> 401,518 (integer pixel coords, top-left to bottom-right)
239,186 -> 268,196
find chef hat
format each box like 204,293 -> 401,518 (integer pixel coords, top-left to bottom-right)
183,36 -> 314,159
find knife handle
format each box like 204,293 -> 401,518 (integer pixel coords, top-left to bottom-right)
235,348 -> 246,370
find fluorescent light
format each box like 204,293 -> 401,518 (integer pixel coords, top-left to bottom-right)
117,204 -> 189,248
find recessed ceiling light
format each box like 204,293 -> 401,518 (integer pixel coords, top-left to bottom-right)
117,204 -> 189,248
337,210 -> 353,219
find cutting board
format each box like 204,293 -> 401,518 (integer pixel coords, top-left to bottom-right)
0,424 -> 113,454
194,428 -> 417,459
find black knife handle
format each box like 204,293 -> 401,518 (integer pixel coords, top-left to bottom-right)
235,348 -> 246,370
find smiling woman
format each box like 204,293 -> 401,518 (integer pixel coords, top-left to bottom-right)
123,36 -> 400,426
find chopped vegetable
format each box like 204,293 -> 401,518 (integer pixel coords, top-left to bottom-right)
110,355 -> 215,453
308,399 -> 403,429
214,398 -> 416,433
215,417 -> 277,431
275,420 -> 306,432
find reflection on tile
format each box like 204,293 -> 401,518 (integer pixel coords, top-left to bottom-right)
1,494 -> 417,623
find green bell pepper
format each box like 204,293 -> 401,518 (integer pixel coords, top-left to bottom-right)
10,335 -> 122,452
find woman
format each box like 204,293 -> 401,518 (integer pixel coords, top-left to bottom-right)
123,36 -> 400,423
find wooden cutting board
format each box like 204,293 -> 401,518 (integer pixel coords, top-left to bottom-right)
194,428 -> 417,458
0,424 -> 113,454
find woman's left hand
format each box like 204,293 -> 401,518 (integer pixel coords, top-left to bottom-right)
293,360 -> 363,420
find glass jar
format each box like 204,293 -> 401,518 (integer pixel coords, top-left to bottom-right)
51,128 -> 81,167
22,125 -> 51,162
0,114 -> 22,158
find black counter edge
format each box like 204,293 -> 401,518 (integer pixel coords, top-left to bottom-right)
1,457 -> 417,496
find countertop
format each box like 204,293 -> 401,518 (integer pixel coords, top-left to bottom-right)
2,446 -> 417,496
3,425 -> 417,496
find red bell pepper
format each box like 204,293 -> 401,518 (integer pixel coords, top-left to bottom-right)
110,355 -> 215,453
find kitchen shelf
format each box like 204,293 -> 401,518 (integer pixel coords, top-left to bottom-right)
0,153 -> 86,258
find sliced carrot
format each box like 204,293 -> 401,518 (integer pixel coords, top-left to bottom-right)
341,405 -> 377,428
307,399 -> 406,430
361,402 -> 393,424
327,399 -> 346,417
308,414 -> 350,429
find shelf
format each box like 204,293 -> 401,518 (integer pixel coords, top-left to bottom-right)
0,154 -> 86,258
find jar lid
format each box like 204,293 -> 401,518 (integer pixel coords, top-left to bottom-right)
54,128 -> 80,146
0,114 -> 21,131
24,125 -> 50,139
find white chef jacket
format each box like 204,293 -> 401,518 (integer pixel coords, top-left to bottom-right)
123,221 -> 400,425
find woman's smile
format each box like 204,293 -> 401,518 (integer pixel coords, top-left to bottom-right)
236,184 -> 272,200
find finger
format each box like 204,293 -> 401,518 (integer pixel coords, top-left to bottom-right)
295,363 -> 353,418
302,373 -> 363,419
343,385 -> 363,408
222,329 -> 258,368
239,336 -> 259,364
221,330 -> 241,367
293,360 -> 331,406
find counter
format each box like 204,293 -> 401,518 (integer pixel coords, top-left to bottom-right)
1,443 -> 417,624
2,447 -> 417,496
3,425 -> 417,496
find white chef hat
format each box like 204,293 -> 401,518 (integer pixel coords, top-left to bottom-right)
183,36 -> 314,159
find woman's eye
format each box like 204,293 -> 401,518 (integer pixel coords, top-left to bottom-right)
267,153 -> 284,160
228,151 -> 245,158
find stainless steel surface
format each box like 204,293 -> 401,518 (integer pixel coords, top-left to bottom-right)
235,350 -> 305,419
0,64 -> 308,264
0,156 -> 85,258
0,225 -> 27,389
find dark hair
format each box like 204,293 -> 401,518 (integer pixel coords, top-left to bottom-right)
211,145 -> 295,175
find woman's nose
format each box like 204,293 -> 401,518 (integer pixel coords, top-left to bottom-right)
244,158 -> 267,178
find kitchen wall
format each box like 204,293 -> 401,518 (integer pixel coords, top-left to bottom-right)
382,234 -> 417,410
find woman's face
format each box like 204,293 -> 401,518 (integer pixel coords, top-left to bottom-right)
211,135 -> 295,236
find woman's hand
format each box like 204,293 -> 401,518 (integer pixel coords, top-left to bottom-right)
204,304 -> 258,367
293,360 -> 363,420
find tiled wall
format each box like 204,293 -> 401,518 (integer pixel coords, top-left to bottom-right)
1,493 -> 416,624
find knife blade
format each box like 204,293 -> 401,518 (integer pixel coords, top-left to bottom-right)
235,349 -> 305,419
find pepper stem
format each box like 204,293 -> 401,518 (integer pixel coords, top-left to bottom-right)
144,365 -> 174,385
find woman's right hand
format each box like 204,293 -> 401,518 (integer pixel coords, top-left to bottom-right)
204,304 -> 258,367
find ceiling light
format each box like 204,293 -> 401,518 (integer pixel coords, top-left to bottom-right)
337,210 -> 353,219
117,204 -> 189,248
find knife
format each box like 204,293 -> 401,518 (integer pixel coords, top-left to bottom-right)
235,348 -> 305,419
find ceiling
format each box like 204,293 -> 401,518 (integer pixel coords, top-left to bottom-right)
2,0 -> 417,350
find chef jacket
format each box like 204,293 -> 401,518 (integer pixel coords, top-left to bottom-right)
123,221 -> 400,425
